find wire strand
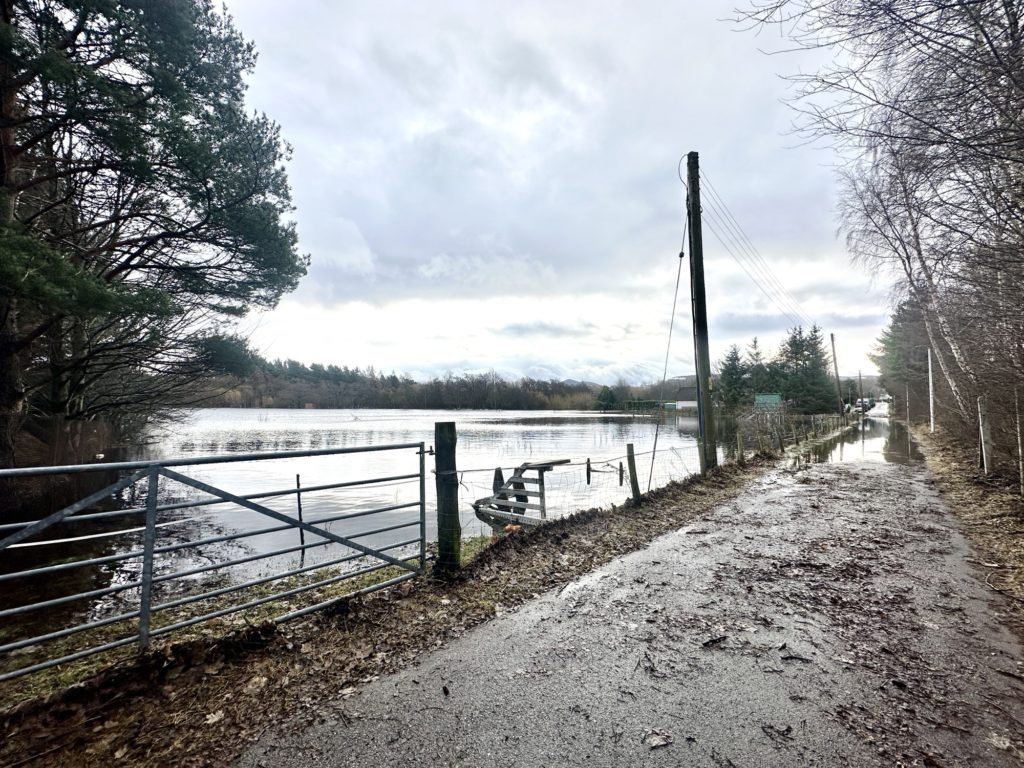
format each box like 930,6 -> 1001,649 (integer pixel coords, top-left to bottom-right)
699,169 -> 816,328
649,199 -> 688,493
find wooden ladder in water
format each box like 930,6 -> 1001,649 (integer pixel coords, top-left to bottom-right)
472,459 -> 569,533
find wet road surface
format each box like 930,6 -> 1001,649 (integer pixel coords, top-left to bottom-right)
236,450 -> 1024,767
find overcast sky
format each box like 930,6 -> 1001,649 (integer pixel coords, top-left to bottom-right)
226,0 -> 892,384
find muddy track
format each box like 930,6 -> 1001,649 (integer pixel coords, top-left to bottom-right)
235,459 -> 1024,767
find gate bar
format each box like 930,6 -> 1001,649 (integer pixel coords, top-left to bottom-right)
0,442 -> 425,478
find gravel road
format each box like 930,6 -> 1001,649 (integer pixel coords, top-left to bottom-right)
236,454 -> 1024,767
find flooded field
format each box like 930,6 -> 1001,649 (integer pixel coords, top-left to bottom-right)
1,409 -> 705,643
4,407 -> 904,653
133,407 -> 707,537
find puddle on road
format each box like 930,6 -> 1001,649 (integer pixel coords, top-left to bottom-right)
795,413 -> 923,466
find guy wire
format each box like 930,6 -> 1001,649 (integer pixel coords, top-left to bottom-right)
649,172 -> 689,493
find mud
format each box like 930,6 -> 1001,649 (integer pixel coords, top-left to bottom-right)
236,460 -> 1024,767
913,427 -> 1024,609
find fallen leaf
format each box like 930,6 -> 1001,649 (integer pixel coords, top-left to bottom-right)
642,728 -> 673,749
244,675 -> 268,694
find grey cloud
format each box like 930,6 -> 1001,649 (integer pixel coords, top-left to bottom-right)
713,312 -> 795,336
235,2 -> 840,307
229,0 -> 887,380
818,312 -> 888,328
789,280 -> 878,305
713,310 -> 886,338
499,321 -> 596,338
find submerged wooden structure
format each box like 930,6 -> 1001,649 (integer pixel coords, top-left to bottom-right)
472,459 -> 569,533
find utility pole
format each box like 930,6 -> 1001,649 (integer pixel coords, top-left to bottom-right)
686,151 -> 717,470
830,333 -> 844,423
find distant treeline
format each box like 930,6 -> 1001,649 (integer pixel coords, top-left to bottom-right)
201,359 -> 600,410
199,359 -> 706,411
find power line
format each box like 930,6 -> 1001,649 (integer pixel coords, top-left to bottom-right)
649,211 -> 688,493
700,170 -> 815,328
699,171 -> 813,325
698,170 -> 816,329
699,192 -> 814,328
700,213 -> 805,329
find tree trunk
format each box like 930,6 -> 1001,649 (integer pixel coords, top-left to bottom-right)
1,2 -> 23,469
0,298 -> 24,468
919,309 -> 972,422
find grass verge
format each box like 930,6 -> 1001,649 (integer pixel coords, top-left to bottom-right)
913,426 -> 1024,606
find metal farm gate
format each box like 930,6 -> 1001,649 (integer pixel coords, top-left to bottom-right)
0,442 -> 427,682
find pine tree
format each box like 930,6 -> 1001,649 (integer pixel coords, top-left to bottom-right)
776,326 -> 835,414
746,337 -> 769,395
0,0 -> 307,466
717,344 -> 749,412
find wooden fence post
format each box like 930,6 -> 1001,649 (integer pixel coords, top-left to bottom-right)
978,397 -> 993,475
626,443 -> 642,504
736,432 -> 745,465
434,422 -> 460,572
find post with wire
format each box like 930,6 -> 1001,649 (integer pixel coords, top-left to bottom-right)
686,151 -> 717,470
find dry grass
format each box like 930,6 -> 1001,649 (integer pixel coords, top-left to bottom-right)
1,534 -> 493,708
0,457 -> 772,768
914,426 -> 1024,604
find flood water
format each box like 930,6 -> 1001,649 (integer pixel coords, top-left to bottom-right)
2,409 -> 706,643
134,407 -> 707,538
3,406 -> 922,656
795,403 -> 923,465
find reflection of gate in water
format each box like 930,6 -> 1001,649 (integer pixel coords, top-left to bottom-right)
0,442 -> 426,682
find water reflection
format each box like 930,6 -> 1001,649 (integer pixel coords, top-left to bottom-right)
794,412 -> 922,465
130,408 -> 705,559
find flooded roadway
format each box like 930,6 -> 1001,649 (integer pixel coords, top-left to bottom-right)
793,403 -> 924,466
237,412 -> 1024,767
